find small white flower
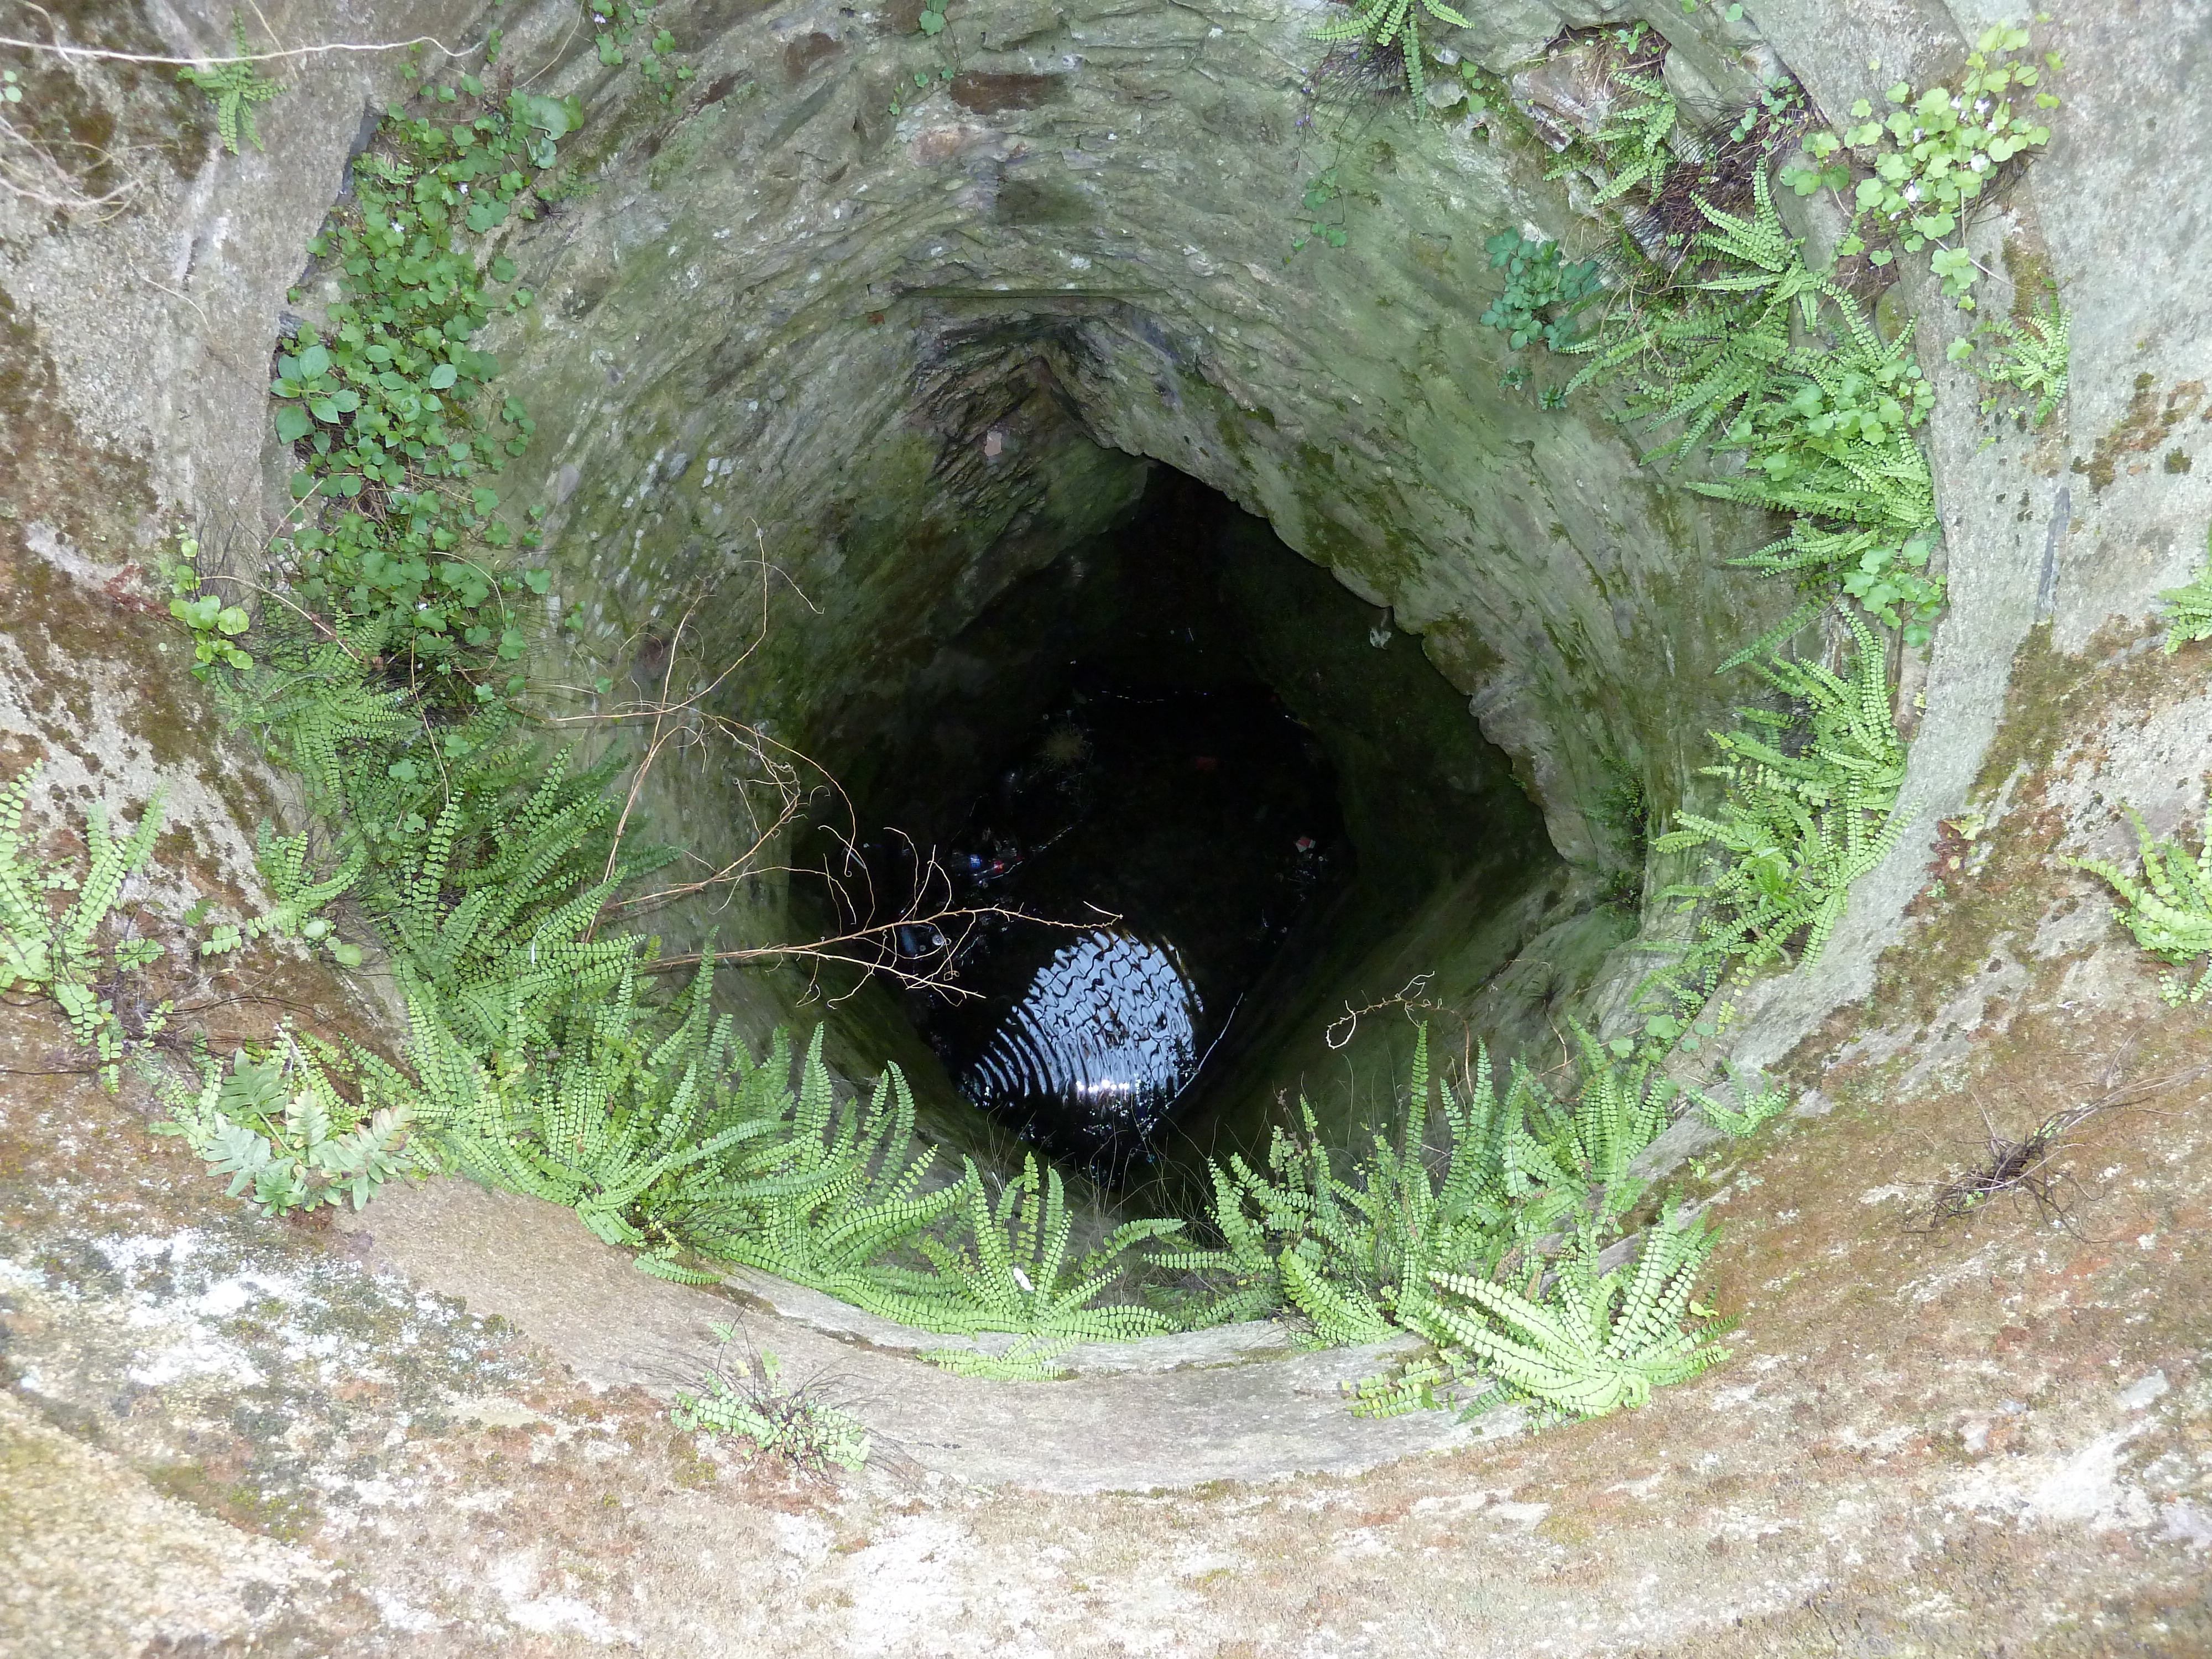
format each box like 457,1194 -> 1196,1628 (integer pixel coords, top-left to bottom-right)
1903,184 -> 1920,202
1970,154 -> 1989,171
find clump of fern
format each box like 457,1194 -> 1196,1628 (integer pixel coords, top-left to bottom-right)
1163,1026 -> 1726,1419
135,573 -> 1195,1340
672,1025 -> 984,1310
2068,805 -> 2212,1006
1584,74 -> 1677,206
1567,170 -> 1944,646
673,1326 -> 870,1475
1159,1030 -> 1533,1344
0,761 -> 169,1090
1394,1201 -> 1732,1419
1647,609 -> 1914,1001
1306,0 -> 1470,101
178,15 -> 283,156
1958,295 -> 2070,427
914,1153 -> 1186,1342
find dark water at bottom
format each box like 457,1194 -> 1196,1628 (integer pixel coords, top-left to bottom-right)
912,669 -> 1349,1184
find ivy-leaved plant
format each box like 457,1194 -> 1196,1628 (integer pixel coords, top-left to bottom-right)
1827,25 -> 2060,306
155,1036 -> 420,1216
1481,233 -> 1604,352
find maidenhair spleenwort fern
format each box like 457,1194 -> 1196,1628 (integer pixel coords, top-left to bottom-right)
1583,74 -> 1676,207
914,1154 -> 1186,1343
674,1026 -> 980,1312
177,15 -> 284,156
12,702 -> 1739,1421
672,1328 -> 870,1474
2068,805 -> 2212,1006
1306,0 -> 1469,100
1693,1062 -> 1792,1138
1648,609 -> 1916,1003
2157,525 -> 2212,654
0,761 -> 169,1089
1568,169 -> 1944,648
1379,1202 -> 1733,1420
1162,1027 -> 1727,1419
1158,1030 -> 1543,1345
387,962 -> 791,1260
1963,295 -> 2071,429
2081,524 -> 2212,1001
139,597 -> 1192,1338
919,1337 -> 1077,1381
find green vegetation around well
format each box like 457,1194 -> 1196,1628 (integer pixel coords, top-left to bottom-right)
0,12 -> 2089,1453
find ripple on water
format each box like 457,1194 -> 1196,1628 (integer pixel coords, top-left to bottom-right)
964,930 -> 1203,1145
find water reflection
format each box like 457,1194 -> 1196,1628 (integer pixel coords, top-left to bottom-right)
964,930 -> 1204,1149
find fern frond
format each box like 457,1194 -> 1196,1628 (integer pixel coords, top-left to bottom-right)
1305,0 -> 1467,97
1694,1063 -> 1792,1137
177,15 -> 284,155
1970,296 -> 2071,427
1280,1245 -> 1397,1345
1588,75 -> 1676,206
2158,526 -> 2212,654
922,1334 -> 1080,1380
0,761 -> 55,994
672,1344 -> 870,1473
908,1155 -> 1181,1340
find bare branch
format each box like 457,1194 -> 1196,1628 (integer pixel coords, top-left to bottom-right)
640,829 -> 1114,1006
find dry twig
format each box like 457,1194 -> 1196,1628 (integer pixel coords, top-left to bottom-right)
1911,1068 -> 2203,1239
